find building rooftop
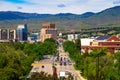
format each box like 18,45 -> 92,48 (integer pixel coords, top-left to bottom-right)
96,35 -> 111,41
42,23 -> 55,28
17,24 -> 27,29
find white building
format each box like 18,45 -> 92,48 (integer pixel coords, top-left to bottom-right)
81,38 -> 94,46
81,38 -> 94,53
67,34 -> 78,41
59,32 -> 62,37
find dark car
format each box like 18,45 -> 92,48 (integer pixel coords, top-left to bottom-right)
25,77 -> 30,80
60,61 -> 62,66
64,62 -> 66,66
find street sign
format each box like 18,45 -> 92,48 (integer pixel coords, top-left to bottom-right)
60,71 -> 65,77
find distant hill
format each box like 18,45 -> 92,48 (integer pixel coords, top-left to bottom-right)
0,11 -> 52,20
93,6 -> 120,18
0,11 -> 95,21
85,6 -> 120,26
0,6 -> 120,30
80,12 -> 95,18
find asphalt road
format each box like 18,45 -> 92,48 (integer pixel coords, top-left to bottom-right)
30,40 -> 85,80
57,44 -> 85,80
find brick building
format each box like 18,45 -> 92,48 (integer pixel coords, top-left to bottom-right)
81,35 -> 120,53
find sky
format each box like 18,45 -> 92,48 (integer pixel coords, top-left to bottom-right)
0,0 -> 120,14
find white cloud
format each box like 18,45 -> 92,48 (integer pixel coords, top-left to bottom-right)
0,0 -> 120,14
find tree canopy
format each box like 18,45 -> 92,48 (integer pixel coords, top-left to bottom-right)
0,38 -> 58,80
63,40 -> 120,80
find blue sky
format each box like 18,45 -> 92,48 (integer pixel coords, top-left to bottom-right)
0,0 -> 120,14
4,0 -> 26,4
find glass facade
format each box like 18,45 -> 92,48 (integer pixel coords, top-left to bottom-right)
30,33 -> 39,41
16,24 -> 28,41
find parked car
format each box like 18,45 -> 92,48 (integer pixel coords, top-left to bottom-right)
60,61 -> 62,66
64,62 -> 66,66
68,60 -> 72,65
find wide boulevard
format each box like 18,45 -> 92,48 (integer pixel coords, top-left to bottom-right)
30,39 -> 85,80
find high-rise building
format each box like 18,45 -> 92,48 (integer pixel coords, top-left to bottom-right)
0,29 -> 9,40
16,24 -> 28,41
0,29 -> 16,42
40,23 -> 57,42
9,29 -> 16,41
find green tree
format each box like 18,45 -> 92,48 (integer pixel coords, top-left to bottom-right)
75,39 -> 81,52
44,38 -> 56,43
0,53 -> 8,68
31,71 -> 59,80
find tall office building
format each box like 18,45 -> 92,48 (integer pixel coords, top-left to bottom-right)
0,29 -> 16,42
9,29 -> 16,41
40,23 -> 57,42
0,29 -> 9,40
16,24 -> 28,41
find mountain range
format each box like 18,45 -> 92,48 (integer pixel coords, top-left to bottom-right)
0,6 -> 120,30
0,11 -> 95,20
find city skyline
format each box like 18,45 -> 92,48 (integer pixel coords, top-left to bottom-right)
0,0 -> 120,14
